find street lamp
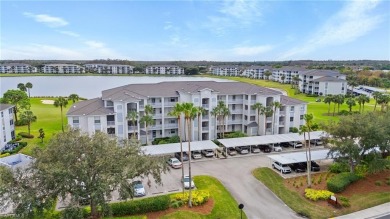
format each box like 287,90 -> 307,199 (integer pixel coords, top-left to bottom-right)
238,203 -> 244,219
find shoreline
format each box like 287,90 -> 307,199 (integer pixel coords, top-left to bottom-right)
0,73 -> 204,77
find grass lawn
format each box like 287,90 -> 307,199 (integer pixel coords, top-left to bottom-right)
252,168 -> 390,219
15,98 -> 71,156
106,175 -> 247,219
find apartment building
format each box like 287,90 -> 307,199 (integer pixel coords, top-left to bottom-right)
241,66 -> 272,79
0,63 -> 37,73
67,81 -> 307,145
271,67 -> 306,84
145,65 -> 184,75
42,64 -> 84,74
209,65 -> 242,76
84,64 -> 134,74
0,104 -> 15,150
298,70 -> 347,96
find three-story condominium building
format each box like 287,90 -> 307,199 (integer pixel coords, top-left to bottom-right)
42,64 -> 84,74
0,104 -> 15,150
298,70 -> 347,96
242,66 -> 272,79
84,64 -> 134,74
210,65 -> 242,76
0,63 -> 37,73
271,66 -> 307,84
67,81 -> 307,145
145,65 -> 184,75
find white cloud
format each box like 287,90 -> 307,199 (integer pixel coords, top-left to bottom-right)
164,21 -> 173,30
58,30 -> 80,37
279,0 -> 383,60
84,40 -> 105,49
232,45 -> 273,56
23,12 -> 68,27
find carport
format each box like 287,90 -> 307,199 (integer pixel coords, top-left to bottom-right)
141,140 -> 219,156
267,149 -> 331,165
217,131 -> 325,150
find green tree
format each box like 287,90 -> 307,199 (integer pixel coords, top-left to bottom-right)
38,128 -> 45,143
252,102 -> 265,135
292,75 -> 300,89
323,94 -> 333,115
126,111 -> 138,139
17,83 -> 26,92
1,89 -> 30,122
281,75 -> 286,84
140,104 -> 154,145
19,110 -> 37,135
263,106 -> 273,135
264,71 -> 272,80
377,94 -> 390,112
372,91 -> 382,111
335,94 -> 345,113
347,74 -> 359,95
211,101 -> 230,138
0,130 -> 168,219
53,97 -> 69,132
195,106 -> 206,141
357,94 -> 370,112
68,94 -> 80,104
271,101 -> 282,134
346,98 -> 356,112
25,82 -> 33,98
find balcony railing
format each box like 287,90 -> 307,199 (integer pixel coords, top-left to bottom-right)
279,122 -> 285,126
202,127 -> 209,131
228,99 -> 244,104
202,104 -> 209,108
153,114 -> 163,118
165,101 -> 177,106
164,124 -> 178,128
108,134 -> 116,138
128,125 -> 137,131
107,121 -> 115,126
228,119 -> 242,124
202,115 -> 209,120
149,125 -> 162,129
266,117 -> 272,122
230,109 -> 243,114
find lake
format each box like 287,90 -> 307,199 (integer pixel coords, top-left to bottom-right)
0,75 -> 231,99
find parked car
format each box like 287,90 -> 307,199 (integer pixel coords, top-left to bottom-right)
175,152 -> 189,161
227,147 -> 237,156
132,180 -> 146,197
182,175 -> 195,189
191,150 -> 202,159
167,157 -> 182,169
272,161 -> 292,174
201,149 -> 214,157
273,145 -> 283,152
236,146 -> 249,154
251,145 -> 261,153
259,145 -> 271,153
280,142 -> 290,148
310,139 -> 323,146
289,141 -> 303,148
289,163 -> 306,173
301,161 -> 320,172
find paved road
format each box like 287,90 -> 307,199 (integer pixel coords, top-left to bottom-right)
184,155 -> 302,219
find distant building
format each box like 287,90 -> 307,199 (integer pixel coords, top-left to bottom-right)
84,64 -> 134,74
209,65 -> 242,76
272,67 -> 307,84
0,104 -> 15,150
298,70 -> 346,96
242,66 -> 272,79
0,63 -> 37,73
145,65 -> 184,75
42,64 -> 84,74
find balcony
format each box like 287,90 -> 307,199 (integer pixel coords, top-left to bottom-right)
228,119 -> 242,124
128,125 -> 137,131
108,134 -> 116,138
164,123 -> 178,128
230,109 -> 243,114
279,111 -> 286,116
202,115 -> 209,120
202,104 -> 209,108
107,121 -> 115,126
165,101 -> 177,107
202,127 -> 209,132
149,125 -> 162,130
149,102 -> 162,107
266,117 -> 272,122
228,99 -> 244,104
279,121 -> 285,126
153,113 -> 163,119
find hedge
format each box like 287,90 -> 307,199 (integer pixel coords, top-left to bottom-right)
18,132 -> 34,139
328,162 -> 349,173
110,195 -> 170,216
1,142 -> 28,155
327,172 -> 361,193
304,189 -> 334,201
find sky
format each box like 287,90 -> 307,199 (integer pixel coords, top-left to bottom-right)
1,0 -> 389,61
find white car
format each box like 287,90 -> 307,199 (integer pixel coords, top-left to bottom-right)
191,150 -> 202,159
289,141 -> 303,148
274,145 -> 282,152
182,175 -> 195,189
167,157 -> 182,169
272,161 -> 292,174
201,149 -> 214,157
132,180 -> 146,197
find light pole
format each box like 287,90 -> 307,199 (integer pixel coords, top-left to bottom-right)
238,203 -> 244,219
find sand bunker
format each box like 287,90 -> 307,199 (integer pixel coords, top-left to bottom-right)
41,100 -> 55,104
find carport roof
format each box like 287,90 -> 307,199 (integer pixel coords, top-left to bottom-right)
141,140 -> 219,155
267,149 -> 331,164
217,131 -> 325,148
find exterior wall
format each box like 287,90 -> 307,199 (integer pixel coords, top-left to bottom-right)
210,66 -> 241,76
0,64 -> 37,73
272,70 -> 300,84
145,66 -> 184,75
84,64 -> 134,74
43,65 -> 84,74
242,67 -> 271,79
0,106 -> 15,150
299,74 -> 346,96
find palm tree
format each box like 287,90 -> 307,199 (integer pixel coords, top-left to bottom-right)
357,94 -> 370,112
347,74 -> 359,95
372,91 -> 382,111
17,83 -> 26,92
212,101 -> 230,138
323,94 -> 333,115
262,106 -> 273,135
195,106 -> 206,141
299,114 -> 317,188
53,97 -> 69,132
211,107 -> 219,139
168,103 -> 185,194
264,71 -> 272,80
220,106 -> 230,138
335,94 -> 345,113
281,75 -> 286,84
377,94 -> 390,112
68,94 -> 80,103
126,111 -> 138,139
292,75 -> 300,89
19,110 -> 37,135
182,102 -> 198,208
271,101 -> 282,135
252,102 -> 265,135
346,98 -> 356,112
25,82 -> 33,98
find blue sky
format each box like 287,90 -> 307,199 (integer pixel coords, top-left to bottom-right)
1,0 -> 389,61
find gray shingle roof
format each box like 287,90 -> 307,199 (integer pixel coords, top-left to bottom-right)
277,66 -> 307,71
301,70 -> 342,77
312,76 -> 346,82
102,81 -> 282,100
280,95 -> 307,106
0,104 -> 14,111
67,98 -> 114,116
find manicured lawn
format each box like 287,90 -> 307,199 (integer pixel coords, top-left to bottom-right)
106,175 -> 247,219
15,98 -> 71,155
252,168 -> 390,219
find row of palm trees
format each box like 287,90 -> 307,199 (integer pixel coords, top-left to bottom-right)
252,101 -> 283,135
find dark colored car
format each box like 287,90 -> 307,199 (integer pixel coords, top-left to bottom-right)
259,145 -> 271,153
280,142 -> 290,148
301,161 -> 320,172
289,163 -> 306,173
174,152 -> 189,162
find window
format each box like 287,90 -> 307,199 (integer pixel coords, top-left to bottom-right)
232,104 -> 236,110
94,116 -> 100,124
250,116 -> 255,121
232,115 -> 235,120
1,112 -> 3,117
10,119 -> 14,126
8,108 -> 13,114
244,115 -> 248,120
170,98 -> 176,102
290,106 -> 295,112
290,117 -> 294,122
106,101 -> 113,107
152,131 -> 156,137
170,120 -> 175,124
300,115 -> 304,120
170,129 -> 176,134
73,117 -> 79,124
232,95 -> 236,100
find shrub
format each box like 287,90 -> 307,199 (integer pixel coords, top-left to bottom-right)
386,180 -> 390,186
354,164 -> 368,178
338,195 -> 351,207
15,119 -> 28,126
329,162 -> 349,173
18,132 -> 34,139
171,190 -> 210,206
338,110 -> 351,116
375,181 -> 382,186
110,195 -> 170,216
304,189 -> 334,201
0,153 -> 10,158
327,172 -> 361,193
224,131 -> 247,138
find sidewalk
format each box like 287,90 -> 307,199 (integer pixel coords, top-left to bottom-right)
333,202 -> 390,219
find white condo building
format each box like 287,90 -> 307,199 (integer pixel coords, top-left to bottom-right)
210,66 -> 242,76
298,70 -> 347,96
0,104 -> 15,150
67,81 -> 307,145
145,65 -> 184,75
84,64 -> 134,74
271,67 -> 307,84
42,64 -> 84,74
0,63 -> 37,73
242,66 -> 272,79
